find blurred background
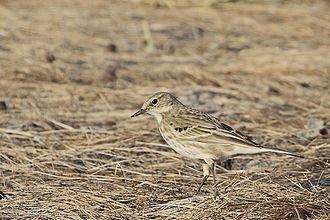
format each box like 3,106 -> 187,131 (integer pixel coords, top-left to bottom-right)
0,0 -> 329,219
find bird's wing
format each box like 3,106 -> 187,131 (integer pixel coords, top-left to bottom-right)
216,122 -> 262,147
169,112 -> 262,147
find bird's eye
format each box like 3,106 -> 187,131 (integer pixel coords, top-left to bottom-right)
151,99 -> 158,105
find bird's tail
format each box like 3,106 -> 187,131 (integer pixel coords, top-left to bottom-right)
230,145 -> 304,158
259,148 -> 304,158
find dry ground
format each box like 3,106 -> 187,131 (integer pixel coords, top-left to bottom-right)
0,0 -> 329,219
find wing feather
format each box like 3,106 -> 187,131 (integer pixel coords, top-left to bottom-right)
167,111 -> 262,148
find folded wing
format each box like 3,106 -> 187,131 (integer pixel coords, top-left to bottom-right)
170,112 -> 262,148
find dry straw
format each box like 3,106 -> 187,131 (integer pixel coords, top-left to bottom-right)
0,0 -> 329,219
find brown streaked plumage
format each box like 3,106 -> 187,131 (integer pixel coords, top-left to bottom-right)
131,92 -> 303,198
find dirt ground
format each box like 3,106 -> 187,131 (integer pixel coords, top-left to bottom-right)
0,0 -> 329,219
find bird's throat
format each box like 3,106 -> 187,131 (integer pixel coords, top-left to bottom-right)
148,111 -> 163,124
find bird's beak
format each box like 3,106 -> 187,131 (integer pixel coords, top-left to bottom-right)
131,109 -> 146,118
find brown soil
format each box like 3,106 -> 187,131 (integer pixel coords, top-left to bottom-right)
0,0 -> 329,219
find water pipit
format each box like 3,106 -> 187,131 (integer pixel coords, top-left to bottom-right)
131,92 -> 303,198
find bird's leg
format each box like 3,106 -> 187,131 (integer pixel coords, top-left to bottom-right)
210,162 -> 219,198
196,163 -> 210,195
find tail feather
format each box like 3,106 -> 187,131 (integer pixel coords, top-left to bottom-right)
263,148 -> 304,158
229,145 -> 304,158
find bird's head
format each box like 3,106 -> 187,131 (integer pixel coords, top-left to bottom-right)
131,92 -> 182,122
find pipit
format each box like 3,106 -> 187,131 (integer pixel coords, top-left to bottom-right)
131,92 -> 303,198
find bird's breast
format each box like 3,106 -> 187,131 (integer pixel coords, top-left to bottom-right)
159,123 -> 205,160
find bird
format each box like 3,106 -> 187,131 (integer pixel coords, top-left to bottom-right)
131,92 -> 303,198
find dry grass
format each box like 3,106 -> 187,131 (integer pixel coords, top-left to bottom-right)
0,0 -> 329,219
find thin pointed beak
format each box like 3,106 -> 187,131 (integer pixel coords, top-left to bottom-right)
131,109 -> 146,118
